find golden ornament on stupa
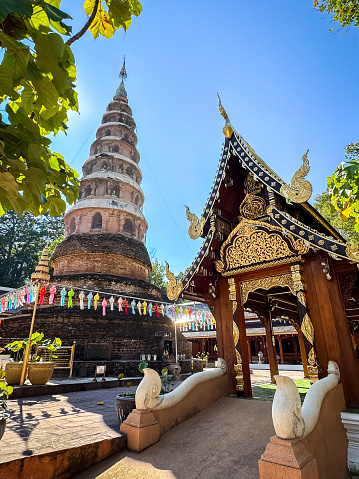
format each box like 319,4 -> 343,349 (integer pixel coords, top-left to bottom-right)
31,245 -> 50,283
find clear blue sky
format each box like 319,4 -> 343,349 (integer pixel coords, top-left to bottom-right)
52,0 -> 359,275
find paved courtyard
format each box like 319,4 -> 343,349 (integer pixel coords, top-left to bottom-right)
0,368 -> 306,478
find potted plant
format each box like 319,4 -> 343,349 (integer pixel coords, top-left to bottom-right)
4,339 -> 26,385
115,360 -> 148,423
160,368 -> 174,394
0,370 -> 13,441
196,352 -> 209,368
28,336 -> 62,385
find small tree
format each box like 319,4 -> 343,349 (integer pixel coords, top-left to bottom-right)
0,210 -> 64,287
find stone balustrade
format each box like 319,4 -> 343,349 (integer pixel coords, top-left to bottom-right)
120,359 -> 229,452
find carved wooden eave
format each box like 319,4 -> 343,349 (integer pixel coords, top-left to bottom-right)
166,224 -> 216,301
266,204 -> 353,261
214,218 -> 309,277
230,131 -> 342,242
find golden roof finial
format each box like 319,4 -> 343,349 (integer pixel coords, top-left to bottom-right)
217,93 -> 234,139
31,245 -> 50,283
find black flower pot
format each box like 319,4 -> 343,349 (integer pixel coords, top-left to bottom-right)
115,395 -> 136,423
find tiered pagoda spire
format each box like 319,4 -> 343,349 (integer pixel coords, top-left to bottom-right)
52,63 -> 152,285
63,60 -> 147,242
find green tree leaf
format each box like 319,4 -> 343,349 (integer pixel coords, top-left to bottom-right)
0,0 -> 33,23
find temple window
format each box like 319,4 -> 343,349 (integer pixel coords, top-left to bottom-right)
101,162 -> 108,171
84,184 -> 92,197
92,212 -> 102,229
105,129 -> 111,136
135,195 -> 139,206
69,217 -> 76,235
112,185 -> 121,197
112,145 -> 119,153
126,166 -> 133,178
123,218 -> 134,235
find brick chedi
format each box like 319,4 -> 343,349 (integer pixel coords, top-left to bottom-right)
51,60 -> 157,297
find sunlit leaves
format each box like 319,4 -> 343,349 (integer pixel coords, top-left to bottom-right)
0,0 -> 142,217
87,0 -> 143,38
0,0 -> 33,23
313,1 -> 359,30
327,142 -> 359,231
89,7 -> 115,39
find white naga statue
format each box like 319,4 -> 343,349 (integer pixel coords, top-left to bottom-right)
272,361 -> 340,440
135,358 -> 227,411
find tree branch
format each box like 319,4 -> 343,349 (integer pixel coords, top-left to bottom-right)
65,0 -> 100,47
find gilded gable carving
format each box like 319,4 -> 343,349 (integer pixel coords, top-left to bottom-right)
215,219 -> 308,276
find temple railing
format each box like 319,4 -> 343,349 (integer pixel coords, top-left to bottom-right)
259,361 -> 347,479
120,359 -> 229,451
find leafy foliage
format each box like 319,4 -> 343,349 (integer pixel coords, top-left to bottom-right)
314,1 -> 359,30
0,0 -> 142,217
327,142 -> 359,232
0,382 -> 13,413
0,209 -> 64,287
314,189 -> 359,244
148,259 -> 167,296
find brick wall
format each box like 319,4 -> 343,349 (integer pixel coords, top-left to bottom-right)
0,306 -> 192,377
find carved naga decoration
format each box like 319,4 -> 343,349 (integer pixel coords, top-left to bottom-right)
185,205 -> 205,240
272,361 -> 340,440
346,243 -> 359,262
217,93 -> 234,139
165,262 -> 183,301
135,360 -> 227,410
280,150 -> 313,203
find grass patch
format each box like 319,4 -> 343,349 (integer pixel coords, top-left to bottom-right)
259,379 -> 310,394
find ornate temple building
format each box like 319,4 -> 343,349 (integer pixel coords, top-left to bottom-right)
0,63 -> 191,376
166,96 -> 359,407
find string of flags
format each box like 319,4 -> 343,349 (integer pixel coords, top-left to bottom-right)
0,284 -> 216,329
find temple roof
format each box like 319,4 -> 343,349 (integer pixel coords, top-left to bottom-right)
166,100 -> 359,302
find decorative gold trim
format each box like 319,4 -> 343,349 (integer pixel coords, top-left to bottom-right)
165,262 -> 183,301
217,94 -> 234,139
291,264 -> 305,292
308,347 -> 317,365
346,244 -> 359,263
234,361 -> 244,391
296,291 -> 306,307
215,218 -> 308,276
185,206 -> 205,240
241,273 -> 295,304
218,256 -> 302,277
280,150 -> 313,203
301,313 -> 314,344
239,194 -> 266,220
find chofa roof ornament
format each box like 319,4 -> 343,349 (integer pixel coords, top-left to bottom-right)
217,93 -> 234,139
165,262 -> 183,301
185,205 -> 205,240
280,150 -> 313,203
